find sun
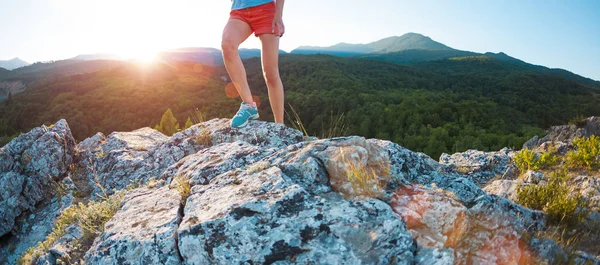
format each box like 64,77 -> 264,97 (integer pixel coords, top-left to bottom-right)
128,50 -> 158,63
118,47 -> 159,63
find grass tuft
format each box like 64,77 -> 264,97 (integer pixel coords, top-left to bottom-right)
246,161 -> 271,174
19,191 -> 125,265
286,103 -> 309,137
195,130 -> 212,146
346,162 -> 385,198
172,175 -> 191,207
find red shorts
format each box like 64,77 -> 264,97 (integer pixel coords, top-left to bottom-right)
230,1 -> 281,37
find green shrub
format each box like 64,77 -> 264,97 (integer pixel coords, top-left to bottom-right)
514,149 -> 558,173
565,136 -> 600,170
517,170 -> 589,227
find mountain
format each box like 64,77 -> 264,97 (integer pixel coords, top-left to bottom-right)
292,33 -> 454,56
0,60 -> 124,83
0,58 -> 29,70
0,67 -> 10,79
68,53 -> 123,61
157,47 -> 287,66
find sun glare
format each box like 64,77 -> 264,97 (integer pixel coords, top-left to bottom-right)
126,50 -> 158,63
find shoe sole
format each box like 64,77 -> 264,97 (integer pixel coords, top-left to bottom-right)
233,114 -> 260,128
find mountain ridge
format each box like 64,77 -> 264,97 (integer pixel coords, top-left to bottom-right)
292,32 -> 455,55
0,57 -> 29,70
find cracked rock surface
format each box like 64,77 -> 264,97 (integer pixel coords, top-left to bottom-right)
2,118 -> 599,264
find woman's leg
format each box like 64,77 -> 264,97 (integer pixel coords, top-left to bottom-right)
258,34 -> 284,123
221,19 -> 253,103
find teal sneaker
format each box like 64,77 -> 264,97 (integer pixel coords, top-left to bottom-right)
231,102 -> 259,128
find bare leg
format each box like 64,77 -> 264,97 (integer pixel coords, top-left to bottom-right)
258,34 -> 284,123
221,19 -> 253,103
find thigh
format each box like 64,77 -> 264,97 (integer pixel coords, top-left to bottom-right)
222,18 -> 253,46
259,34 -> 280,72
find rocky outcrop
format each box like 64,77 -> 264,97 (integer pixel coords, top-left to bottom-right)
439,148 -> 517,184
73,119 -> 304,198
3,118 -> 599,264
0,119 -> 75,237
178,167 -> 414,264
85,187 -> 182,265
523,116 -> 600,150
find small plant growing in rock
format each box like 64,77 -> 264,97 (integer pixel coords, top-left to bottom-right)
195,130 -> 212,146
565,136 -> 600,170
246,161 -> 271,174
172,175 -> 191,207
517,170 -> 589,228
319,111 -> 349,139
346,162 -> 385,198
146,177 -> 158,189
286,103 -> 309,137
95,150 -> 106,158
19,191 -> 125,265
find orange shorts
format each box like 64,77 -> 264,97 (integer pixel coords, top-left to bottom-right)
230,1 -> 281,37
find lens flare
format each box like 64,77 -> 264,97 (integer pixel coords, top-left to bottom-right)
225,83 -> 239,98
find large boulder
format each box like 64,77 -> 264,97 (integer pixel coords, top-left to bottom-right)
85,187 -> 182,265
0,119 -> 76,237
178,167 -> 415,265
391,184 -> 543,264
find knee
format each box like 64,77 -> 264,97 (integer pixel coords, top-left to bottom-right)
263,69 -> 281,85
221,40 -> 239,58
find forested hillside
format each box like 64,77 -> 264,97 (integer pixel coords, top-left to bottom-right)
1,54 -> 599,159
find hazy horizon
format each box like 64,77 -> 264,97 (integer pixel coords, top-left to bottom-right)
1,0 -> 599,80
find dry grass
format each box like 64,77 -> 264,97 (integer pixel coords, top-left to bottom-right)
195,130 -> 212,146
172,175 -> 191,207
246,161 -> 272,174
19,191 -> 125,265
346,162 -> 386,198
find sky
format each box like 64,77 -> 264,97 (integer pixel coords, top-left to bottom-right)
0,0 -> 599,80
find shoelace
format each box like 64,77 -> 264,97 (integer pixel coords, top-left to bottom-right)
235,105 -> 253,118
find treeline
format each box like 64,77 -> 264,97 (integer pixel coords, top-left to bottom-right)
1,55 -> 599,159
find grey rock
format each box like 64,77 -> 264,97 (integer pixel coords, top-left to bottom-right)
161,141 -> 274,186
202,118 -> 304,149
439,148 -> 516,184
528,237 -> 569,264
570,175 -> 600,210
76,119 -> 305,198
524,116 -> 600,149
85,187 -> 182,265
483,179 -> 527,201
178,167 -> 415,265
0,194 -> 74,265
522,170 -> 545,184
0,119 -> 76,237
415,248 -> 454,265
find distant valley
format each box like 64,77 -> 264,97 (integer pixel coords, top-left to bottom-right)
1,33 -> 599,158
